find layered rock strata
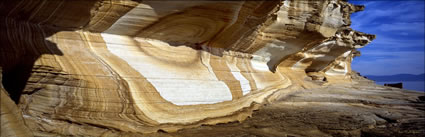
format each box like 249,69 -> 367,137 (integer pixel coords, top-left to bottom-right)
1,0 -> 374,136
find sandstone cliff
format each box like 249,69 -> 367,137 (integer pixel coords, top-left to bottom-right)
0,0 -> 396,136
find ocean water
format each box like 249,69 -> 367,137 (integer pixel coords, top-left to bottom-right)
376,81 -> 425,92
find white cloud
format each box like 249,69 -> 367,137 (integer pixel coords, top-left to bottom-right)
369,35 -> 424,48
348,1 -> 424,75
378,22 -> 424,33
352,51 -> 424,75
350,1 -> 424,31
400,32 -> 409,36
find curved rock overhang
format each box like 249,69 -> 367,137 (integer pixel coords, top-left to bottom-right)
0,0 -> 375,135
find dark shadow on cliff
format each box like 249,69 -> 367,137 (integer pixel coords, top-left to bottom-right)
1,43 -> 63,104
0,0 -> 102,104
0,20 -> 65,104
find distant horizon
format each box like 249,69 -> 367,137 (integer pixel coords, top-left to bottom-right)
349,1 -> 425,76
365,73 -> 425,91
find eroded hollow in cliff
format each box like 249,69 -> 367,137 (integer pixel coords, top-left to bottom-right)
0,27 -> 64,103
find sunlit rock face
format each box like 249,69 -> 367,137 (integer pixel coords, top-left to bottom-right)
0,0 -> 374,136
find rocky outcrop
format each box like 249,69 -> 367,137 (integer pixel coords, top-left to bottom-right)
1,0 -> 378,136
159,83 -> 425,137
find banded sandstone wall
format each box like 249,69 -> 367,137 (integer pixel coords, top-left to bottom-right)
0,0 -> 374,136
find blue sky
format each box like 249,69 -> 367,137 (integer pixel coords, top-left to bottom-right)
348,0 -> 424,76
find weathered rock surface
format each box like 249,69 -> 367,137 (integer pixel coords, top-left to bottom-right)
157,83 -> 425,137
2,0 -> 421,137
